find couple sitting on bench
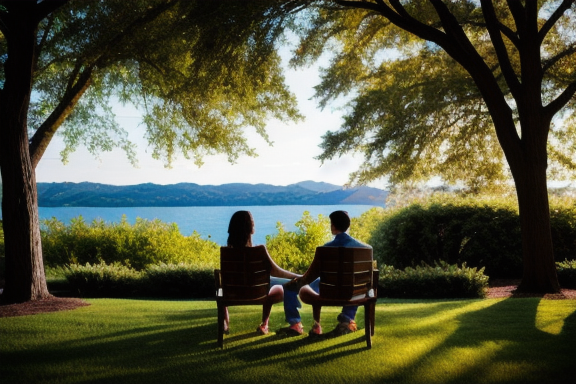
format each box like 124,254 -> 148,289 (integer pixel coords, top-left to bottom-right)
223,210 -> 372,338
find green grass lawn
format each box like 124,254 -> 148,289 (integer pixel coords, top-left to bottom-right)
1,298 -> 575,384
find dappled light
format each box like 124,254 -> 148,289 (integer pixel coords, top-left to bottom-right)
2,298 -> 575,383
409,341 -> 509,384
535,299 -> 576,335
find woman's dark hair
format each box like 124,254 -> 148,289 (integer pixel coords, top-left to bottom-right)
227,210 -> 254,247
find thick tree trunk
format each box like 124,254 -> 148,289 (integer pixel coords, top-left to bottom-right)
507,117 -> 560,293
0,3 -> 51,304
0,139 -> 50,304
514,166 -> 560,293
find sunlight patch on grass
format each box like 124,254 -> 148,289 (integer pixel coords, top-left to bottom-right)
376,300 -> 504,377
535,300 -> 576,335
407,340 -> 508,383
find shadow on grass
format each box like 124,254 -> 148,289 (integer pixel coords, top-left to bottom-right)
1,298 -> 575,384
380,298 -> 576,384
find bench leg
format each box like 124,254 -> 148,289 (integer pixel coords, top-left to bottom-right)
217,303 -> 225,348
364,303 -> 372,349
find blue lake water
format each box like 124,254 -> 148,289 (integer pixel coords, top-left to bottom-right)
37,205 -> 379,246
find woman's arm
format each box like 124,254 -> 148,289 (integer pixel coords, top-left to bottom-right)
260,246 -> 301,279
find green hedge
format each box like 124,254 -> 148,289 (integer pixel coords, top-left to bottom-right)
65,262 -> 141,298
556,259 -> 576,289
379,261 -> 489,299
62,260 -> 489,300
41,215 -> 219,270
142,263 -> 214,298
63,261 -> 214,298
369,195 -> 576,279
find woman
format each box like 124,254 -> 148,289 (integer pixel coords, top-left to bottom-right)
224,210 -> 300,335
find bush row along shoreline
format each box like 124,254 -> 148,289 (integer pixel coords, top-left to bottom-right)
1,194 -> 575,298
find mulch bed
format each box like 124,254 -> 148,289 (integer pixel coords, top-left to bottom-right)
0,296 -> 90,318
0,281 -> 574,318
486,279 -> 576,300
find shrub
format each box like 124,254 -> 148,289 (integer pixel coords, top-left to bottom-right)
64,261 -> 142,297
41,215 -> 219,270
142,263 -> 214,298
62,261 -> 214,298
370,198 -> 522,278
369,194 -> 576,279
378,261 -> 489,299
266,211 -> 332,274
549,197 -> 576,262
349,207 -> 386,244
556,259 -> 576,289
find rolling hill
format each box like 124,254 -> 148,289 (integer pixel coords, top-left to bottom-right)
36,180 -> 387,207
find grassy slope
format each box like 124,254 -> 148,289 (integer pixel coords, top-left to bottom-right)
1,298 -> 575,384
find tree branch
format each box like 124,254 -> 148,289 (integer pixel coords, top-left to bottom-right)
542,44 -> 576,74
429,0 -> 480,60
29,64 -> 93,168
544,81 -> 576,120
64,60 -> 83,93
456,19 -> 520,49
335,0 -> 450,47
496,21 -> 519,48
93,0 -> 177,69
506,0 -> 526,38
539,0 -> 574,43
36,13 -> 54,57
29,0 -> 178,167
334,0 -> 384,13
481,1 -> 522,98
34,0 -> 68,24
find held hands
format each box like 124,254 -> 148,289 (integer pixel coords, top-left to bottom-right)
283,277 -> 302,292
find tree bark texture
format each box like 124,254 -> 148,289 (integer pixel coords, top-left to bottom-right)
0,2 -> 51,303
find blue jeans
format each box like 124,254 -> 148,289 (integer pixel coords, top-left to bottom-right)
270,277 -> 303,324
281,277 -> 358,325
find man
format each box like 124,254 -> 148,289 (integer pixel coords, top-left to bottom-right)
278,210 -> 372,337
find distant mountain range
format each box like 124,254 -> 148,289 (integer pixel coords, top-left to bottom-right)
36,181 -> 388,207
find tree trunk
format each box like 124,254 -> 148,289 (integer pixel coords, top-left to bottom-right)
513,167 -> 560,293
0,4 -> 51,304
508,122 -> 560,293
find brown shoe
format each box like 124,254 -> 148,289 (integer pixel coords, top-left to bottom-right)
327,320 -> 357,338
276,322 -> 303,337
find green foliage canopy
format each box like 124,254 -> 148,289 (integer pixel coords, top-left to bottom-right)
289,1 -> 576,191
0,0 -> 308,169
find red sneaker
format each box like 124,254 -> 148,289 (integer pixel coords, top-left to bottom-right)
348,319 -> 358,332
309,321 -> 322,337
277,322 -> 303,337
256,323 -> 269,335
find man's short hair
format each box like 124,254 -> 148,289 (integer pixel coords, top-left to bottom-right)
329,210 -> 350,232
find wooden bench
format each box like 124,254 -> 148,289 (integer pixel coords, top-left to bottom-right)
299,246 -> 378,348
214,246 -> 281,348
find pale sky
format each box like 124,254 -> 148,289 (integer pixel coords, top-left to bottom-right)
35,47 -> 388,190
